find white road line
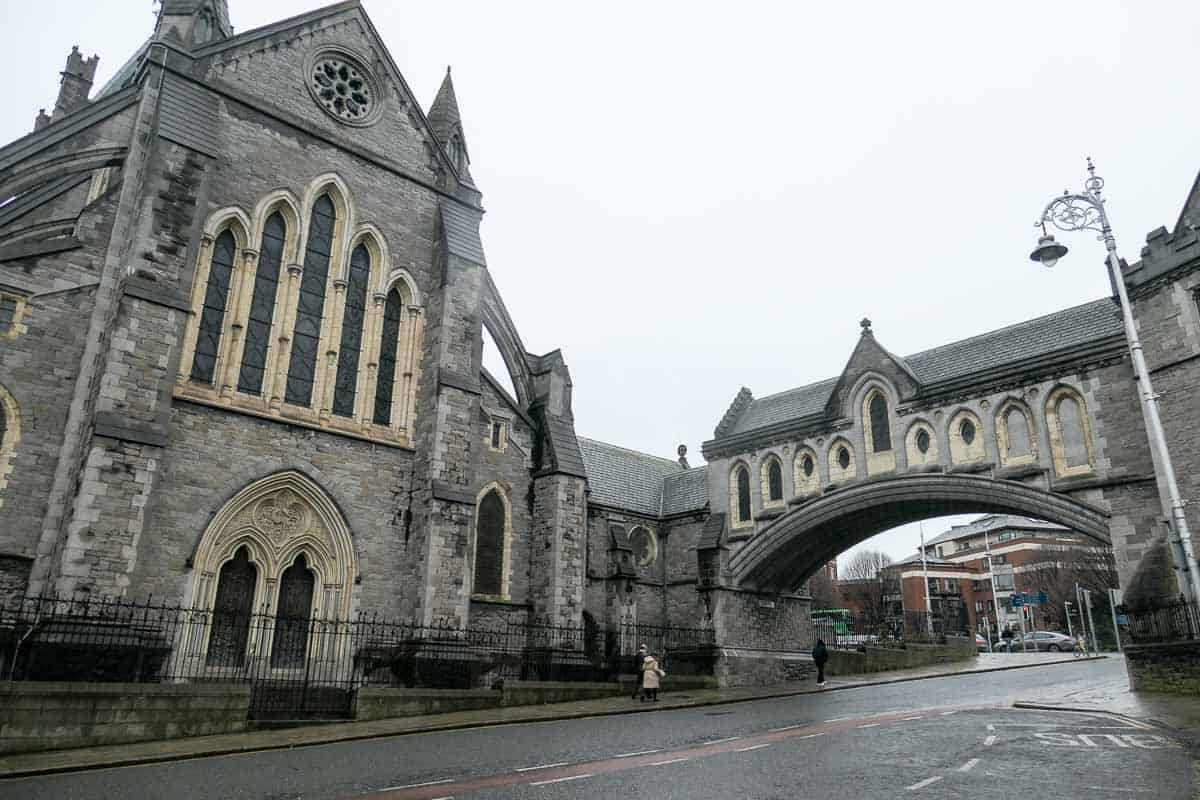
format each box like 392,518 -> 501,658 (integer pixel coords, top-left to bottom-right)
907,776 -> 944,791
958,758 -> 980,772
857,723 -> 881,728
824,716 -> 851,722
648,758 -> 689,766
703,736 -> 741,744
430,796 -> 453,800
529,774 -> 593,787
768,724 -> 801,732
734,743 -> 771,752
799,733 -> 827,739
902,716 -> 923,721
940,710 -> 957,716
984,735 -> 997,747
516,762 -> 569,772
614,748 -> 662,758
381,779 -> 454,790
986,724 -> 995,731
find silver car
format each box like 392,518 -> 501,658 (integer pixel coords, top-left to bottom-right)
1015,630 -> 1077,652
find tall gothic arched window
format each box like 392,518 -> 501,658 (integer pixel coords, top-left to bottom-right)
238,212 -> 286,395
733,464 -> 752,525
765,457 -> 783,504
373,289 -> 403,425
869,393 -> 891,452
474,489 -> 506,596
1057,395 -> 1088,468
190,230 -> 237,384
1005,406 -> 1032,458
271,554 -> 315,668
206,547 -> 257,668
285,195 -> 336,406
333,243 -> 371,417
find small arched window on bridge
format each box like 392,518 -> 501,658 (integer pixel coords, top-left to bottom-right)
761,455 -> 784,506
794,449 -> 820,496
802,454 -> 814,476
998,402 -> 1037,467
731,464 -> 752,528
916,429 -> 931,453
1047,387 -> 1095,478
837,446 -> 851,469
960,418 -> 976,445
867,392 -> 891,452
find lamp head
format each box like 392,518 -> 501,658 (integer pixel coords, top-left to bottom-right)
1030,233 -> 1068,268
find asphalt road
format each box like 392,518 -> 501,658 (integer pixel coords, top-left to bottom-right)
1,658 -> 1192,800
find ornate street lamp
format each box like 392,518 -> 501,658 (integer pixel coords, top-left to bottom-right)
1032,159 -> 1200,603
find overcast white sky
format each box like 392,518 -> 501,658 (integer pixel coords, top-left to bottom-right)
9,1 -> 1199,568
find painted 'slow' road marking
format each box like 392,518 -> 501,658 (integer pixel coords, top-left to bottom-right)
987,724 -> 995,731
516,762 -> 569,772
902,716 -> 923,721
734,743 -> 771,752
703,736 -> 741,745
984,735 -> 997,746
857,723 -> 881,728
614,749 -> 661,758
824,716 -> 851,722
648,758 -> 689,766
958,758 -> 980,772
907,776 -> 944,791
769,724 -> 801,732
381,779 -> 454,790
799,732 -> 827,739
529,773 -> 592,787
940,710 -> 957,716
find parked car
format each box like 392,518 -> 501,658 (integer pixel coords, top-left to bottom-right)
974,633 -> 987,652
994,631 -> 1076,652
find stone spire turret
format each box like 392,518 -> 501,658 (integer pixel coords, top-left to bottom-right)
39,46 -> 99,129
156,0 -> 233,48
427,67 -> 472,182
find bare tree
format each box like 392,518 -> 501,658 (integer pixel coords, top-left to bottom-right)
807,568 -> 837,610
1021,545 -> 1118,640
836,550 -> 894,620
841,550 -> 893,580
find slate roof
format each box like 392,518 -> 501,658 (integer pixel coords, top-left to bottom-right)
697,513 -> 726,550
889,552 -> 959,568
662,466 -> 709,516
728,298 -> 1122,437
439,202 -> 486,266
924,514 -> 1071,548
577,437 -> 686,517
545,418 -> 587,478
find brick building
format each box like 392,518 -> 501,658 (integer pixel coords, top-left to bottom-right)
0,0 -> 1198,686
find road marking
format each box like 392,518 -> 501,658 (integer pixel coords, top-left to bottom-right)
516,762 -> 569,772
940,710 -> 957,716
824,716 -> 851,722
907,776 -> 944,791
957,758 -> 980,772
799,733 -> 827,739
902,716 -> 923,721
857,723 -> 881,728
703,736 -> 741,744
768,724 -> 801,732
987,724 -> 995,731
984,735 -> 997,746
381,779 -> 454,790
734,743 -> 771,752
529,773 -> 592,787
614,749 -> 661,758
648,757 -> 689,766
430,796 -> 453,800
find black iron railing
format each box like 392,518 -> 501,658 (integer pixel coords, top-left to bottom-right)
1124,596 -> 1200,645
0,594 -> 714,720
812,607 -> 967,651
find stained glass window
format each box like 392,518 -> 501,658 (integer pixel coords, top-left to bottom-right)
474,490 -> 505,596
767,459 -> 783,502
285,195 -> 335,406
869,393 -> 891,452
373,289 -> 403,426
735,466 -> 751,522
238,212 -> 285,395
206,547 -> 256,668
271,554 -> 315,668
333,244 -> 371,417
190,230 -> 237,384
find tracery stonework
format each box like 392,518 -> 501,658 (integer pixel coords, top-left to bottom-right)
252,488 -> 312,544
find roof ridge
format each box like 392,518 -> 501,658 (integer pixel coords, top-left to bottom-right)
902,297 -> 1115,363
751,375 -> 839,404
576,436 -> 683,470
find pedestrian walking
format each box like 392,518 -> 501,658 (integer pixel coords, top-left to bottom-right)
812,638 -> 829,687
641,653 -> 664,702
1001,626 -> 1014,653
630,643 -> 648,699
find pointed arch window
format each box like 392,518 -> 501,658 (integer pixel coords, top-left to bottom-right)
238,212 -> 286,395
206,547 -> 256,668
373,289 -> 403,425
732,464 -> 752,525
271,554 -> 315,668
763,456 -> 783,505
333,243 -> 371,417
1053,393 -> 1092,470
190,230 -> 237,384
285,195 -> 336,406
868,393 -> 891,452
474,489 -> 506,596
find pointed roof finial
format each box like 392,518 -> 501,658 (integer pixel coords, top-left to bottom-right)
860,317 -> 873,334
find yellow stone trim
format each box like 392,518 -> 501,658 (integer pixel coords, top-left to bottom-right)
793,446 -> 820,496
1,292 -> 29,340
862,387 -> 896,476
759,452 -> 785,507
904,419 -> 939,467
947,408 -> 986,464
0,384 -> 20,508
729,461 -> 753,529
828,438 -> 856,483
995,399 -> 1038,468
1045,386 -> 1096,478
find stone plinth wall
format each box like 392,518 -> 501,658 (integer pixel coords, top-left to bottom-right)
0,681 -> 251,754
1124,641 -> 1200,696
355,687 -> 500,721
714,649 -> 817,688
499,680 -> 623,706
825,636 -> 976,677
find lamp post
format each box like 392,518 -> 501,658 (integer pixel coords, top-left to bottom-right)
1031,158 -> 1200,604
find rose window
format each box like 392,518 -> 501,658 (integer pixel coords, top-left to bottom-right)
311,56 -> 374,122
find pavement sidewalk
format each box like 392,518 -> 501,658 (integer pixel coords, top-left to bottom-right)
0,653 -> 1100,779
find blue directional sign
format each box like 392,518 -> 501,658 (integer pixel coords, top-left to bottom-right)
1010,592 -> 1027,607
1035,591 -> 1049,605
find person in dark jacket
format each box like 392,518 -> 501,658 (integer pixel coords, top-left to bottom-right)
1001,626 -> 1015,653
812,638 -> 829,687
630,643 -> 648,699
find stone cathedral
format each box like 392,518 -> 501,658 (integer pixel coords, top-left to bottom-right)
2,0 -> 1198,683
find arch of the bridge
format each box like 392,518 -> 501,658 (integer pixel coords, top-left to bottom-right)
727,473 -> 1111,593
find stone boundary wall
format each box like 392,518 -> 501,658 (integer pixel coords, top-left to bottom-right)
826,636 -> 976,677
1124,641 -> 1200,696
356,680 -> 627,722
0,681 -> 251,754
714,648 -> 818,688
